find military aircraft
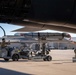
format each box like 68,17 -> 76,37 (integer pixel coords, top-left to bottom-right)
0,0 -> 76,33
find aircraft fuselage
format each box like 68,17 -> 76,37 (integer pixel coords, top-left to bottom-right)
0,0 -> 76,25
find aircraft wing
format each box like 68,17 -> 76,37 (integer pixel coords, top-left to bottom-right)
11,20 -> 76,33
0,0 -> 76,33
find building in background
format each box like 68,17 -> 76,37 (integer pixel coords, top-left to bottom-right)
0,34 -> 76,50
47,37 -> 76,49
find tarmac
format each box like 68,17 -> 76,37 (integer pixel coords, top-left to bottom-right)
0,50 -> 76,75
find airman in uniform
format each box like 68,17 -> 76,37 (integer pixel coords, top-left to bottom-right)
1,38 -> 6,48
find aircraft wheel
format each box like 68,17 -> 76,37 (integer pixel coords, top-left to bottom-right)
4,58 -> 9,61
12,54 -> 19,61
46,56 -> 52,61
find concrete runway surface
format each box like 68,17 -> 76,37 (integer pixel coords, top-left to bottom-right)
0,50 -> 76,75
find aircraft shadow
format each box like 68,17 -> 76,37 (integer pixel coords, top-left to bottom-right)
0,68 -> 33,75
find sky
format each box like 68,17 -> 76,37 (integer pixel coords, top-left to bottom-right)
0,23 -> 76,37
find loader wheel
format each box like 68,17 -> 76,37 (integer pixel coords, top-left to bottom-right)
4,58 -> 9,61
12,54 -> 19,61
46,56 -> 52,61
43,58 -> 47,61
